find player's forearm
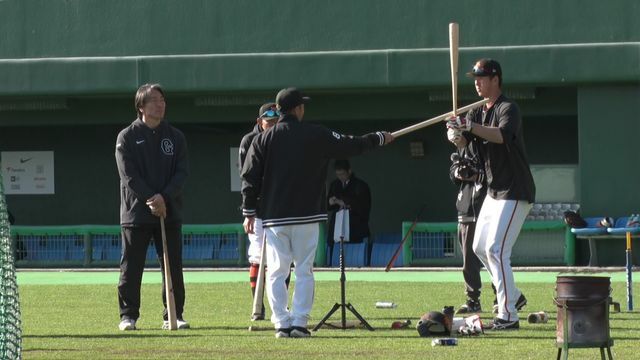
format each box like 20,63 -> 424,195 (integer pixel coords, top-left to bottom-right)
470,123 -> 504,144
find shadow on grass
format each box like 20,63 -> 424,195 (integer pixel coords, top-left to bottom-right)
23,348 -> 83,352
24,333 -> 204,339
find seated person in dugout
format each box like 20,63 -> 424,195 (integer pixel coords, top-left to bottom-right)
327,159 -> 372,256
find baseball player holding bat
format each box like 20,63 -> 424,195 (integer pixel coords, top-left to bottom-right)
241,87 -> 393,338
115,84 -> 190,331
446,59 -> 535,330
238,103 -> 280,321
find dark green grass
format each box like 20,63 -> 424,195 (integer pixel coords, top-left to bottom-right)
20,279 -> 640,359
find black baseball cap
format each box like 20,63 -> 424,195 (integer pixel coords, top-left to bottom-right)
466,58 -> 502,77
258,102 -> 278,119
276,87 -> 310,112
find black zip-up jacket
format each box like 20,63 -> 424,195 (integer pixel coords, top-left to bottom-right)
241,114 -> 385,227
238,124 -> 264,214
449,140 -> 486,223
238,124 -> 262,172
115,119 -> 188,226
466,94 -> 535,203
327,174 -> 371,243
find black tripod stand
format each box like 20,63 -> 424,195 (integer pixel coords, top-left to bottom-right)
313,210 -> 373,331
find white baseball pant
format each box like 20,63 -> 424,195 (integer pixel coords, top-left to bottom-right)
265,222 -> 319,329
473,195 -> 531,322
247,218 -> 264,264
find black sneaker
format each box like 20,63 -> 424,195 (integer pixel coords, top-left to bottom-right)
515,293 -> 527,311
493,294 -> 527,314
251,313 -> 265,321
275,328 -> 291,338
487,317 -> 519,330
455,299 -> 482,314
290,326 -> 311,338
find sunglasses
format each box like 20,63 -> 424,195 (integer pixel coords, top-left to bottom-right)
260,109 -> 280,118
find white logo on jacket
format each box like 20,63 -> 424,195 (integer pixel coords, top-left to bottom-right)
332,131 -> 342,140
161,138 -> 174,155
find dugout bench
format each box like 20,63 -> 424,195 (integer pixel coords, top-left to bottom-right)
571,217 -> 640,267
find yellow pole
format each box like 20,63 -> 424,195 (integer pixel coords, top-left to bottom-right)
627,231 -> 632,251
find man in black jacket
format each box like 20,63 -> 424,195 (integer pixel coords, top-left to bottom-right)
238,102 -> 279,321
327,159 -> 371,263
241,87 -> 393,338
115,84 -> 189,331
447,128 -> 487,314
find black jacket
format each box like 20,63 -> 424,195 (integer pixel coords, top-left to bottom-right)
238,124 -> 264,214
115,119 -> 188,226
327,175 -> 371,243
241,114 -> 385,227
466,95 -> 536,203
449,139 -> 486,223
238,124 -> 262,171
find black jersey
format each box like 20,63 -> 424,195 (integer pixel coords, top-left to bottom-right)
467,95 -> 535,203
115,119 -> 189,226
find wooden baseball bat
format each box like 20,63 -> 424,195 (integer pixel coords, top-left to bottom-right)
391,99 -> 488,138
385,205 -> 426,272
252,232 -> 267,318
626,231 -> 634,311
449,23 -> 459,116
160,216 -> 178,330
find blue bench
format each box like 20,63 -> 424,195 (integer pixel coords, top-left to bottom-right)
331,242 -> 367,267
370,242 -> 403,267
573,217 -> 640,266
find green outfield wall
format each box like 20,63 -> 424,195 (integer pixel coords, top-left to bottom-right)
0,0 -> 638,265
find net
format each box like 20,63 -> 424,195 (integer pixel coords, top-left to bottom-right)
0,171 -> 22,359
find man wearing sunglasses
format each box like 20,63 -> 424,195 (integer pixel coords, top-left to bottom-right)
241,87 -> 393,338
446,59 -> 535,330
238,102 -> 280,321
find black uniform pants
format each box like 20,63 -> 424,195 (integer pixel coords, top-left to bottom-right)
458,222 -> 483,300
118,225 -> 185,321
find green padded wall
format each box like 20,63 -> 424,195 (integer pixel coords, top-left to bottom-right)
578,86 -> 640,218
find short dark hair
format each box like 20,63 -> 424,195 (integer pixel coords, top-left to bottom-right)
334,159 -> 351,171
135,83 -> 165,119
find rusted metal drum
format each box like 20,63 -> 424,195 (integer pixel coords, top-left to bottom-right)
555,276 -> 611,347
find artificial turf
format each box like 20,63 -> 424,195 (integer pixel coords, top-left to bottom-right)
18,270 -> 640,359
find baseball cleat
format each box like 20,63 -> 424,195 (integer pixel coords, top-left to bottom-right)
487,317 -> 519,330
493,293 -> 527,314
162,319 -> 190,330
515,294 -> 527,310
119,318 -> 136,331
275,328 -> 291,338
455,299 -> 482,314
290,326 -> 311,338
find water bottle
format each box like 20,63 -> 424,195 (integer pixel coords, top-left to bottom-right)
431,338 -> 458,346
375,301 -> 397,309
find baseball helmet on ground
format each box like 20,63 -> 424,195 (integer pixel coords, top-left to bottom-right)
416,311 -> 451,337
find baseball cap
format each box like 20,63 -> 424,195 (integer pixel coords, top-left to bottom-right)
258,102 -> 279,119
466,58 -> 502,78
276,87 -> 310,112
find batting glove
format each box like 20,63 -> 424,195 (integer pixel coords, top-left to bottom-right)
447,128 -> 462,143
445,116 -> 471,132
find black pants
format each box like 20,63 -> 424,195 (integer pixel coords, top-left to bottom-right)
118,225 -> 185,321
458,222 -> 483,300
